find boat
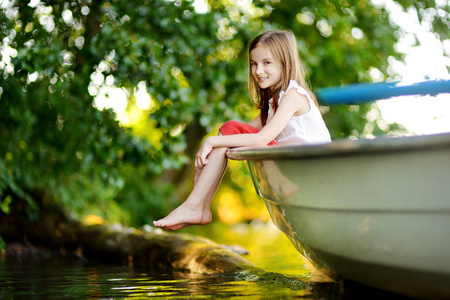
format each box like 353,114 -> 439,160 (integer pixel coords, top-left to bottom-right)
226,80 -> 450,299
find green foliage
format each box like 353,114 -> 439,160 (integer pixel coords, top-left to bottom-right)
261,0 -> 397,86
115,164 -> 177,224
0,235 -> 5,254
0,0 -> 447,226
0,1 -> 155,220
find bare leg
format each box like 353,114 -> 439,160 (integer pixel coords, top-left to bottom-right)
193,166 -> 202,186
163,157 -> 227,231
153,147 -> 228,231
194,132 -> 224,186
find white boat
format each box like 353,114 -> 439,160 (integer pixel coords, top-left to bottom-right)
227,133 -> 450,299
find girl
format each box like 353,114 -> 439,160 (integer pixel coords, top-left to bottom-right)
153,30 -> 331,231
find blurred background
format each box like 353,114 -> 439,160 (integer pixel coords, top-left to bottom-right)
1,0 -> 449,230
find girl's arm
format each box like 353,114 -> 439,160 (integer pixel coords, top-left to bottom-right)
213,89 -> 310,147
195,90 -> 310,167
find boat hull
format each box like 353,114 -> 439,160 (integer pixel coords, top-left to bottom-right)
228,133 -> 450,299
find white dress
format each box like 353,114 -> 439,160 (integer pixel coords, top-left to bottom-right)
267,80 -> 331,145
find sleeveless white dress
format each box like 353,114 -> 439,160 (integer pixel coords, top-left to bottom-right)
267,80 -> 331,145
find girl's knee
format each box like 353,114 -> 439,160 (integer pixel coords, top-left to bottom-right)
213,146 -> 228,154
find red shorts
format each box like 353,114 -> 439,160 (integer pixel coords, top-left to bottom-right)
219,120 -> 277,146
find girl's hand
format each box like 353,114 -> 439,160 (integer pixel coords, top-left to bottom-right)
195,137 -> 213,168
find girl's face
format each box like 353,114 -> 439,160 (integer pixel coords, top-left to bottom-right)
250,45 -> 282,91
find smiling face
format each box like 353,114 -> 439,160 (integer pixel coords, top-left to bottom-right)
250,45 -> 282,91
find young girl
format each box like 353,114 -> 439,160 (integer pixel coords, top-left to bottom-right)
153,30 -> 331,231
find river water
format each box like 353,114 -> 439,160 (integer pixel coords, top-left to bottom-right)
0,222 -> 412,299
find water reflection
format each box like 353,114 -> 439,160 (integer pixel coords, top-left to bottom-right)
0,256 -> 319,299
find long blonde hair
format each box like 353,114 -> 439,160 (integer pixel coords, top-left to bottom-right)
248,30 -> 318,126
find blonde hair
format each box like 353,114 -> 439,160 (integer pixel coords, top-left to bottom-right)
248,29 -> 317,126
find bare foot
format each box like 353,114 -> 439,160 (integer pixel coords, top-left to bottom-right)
153,201 -> 212,231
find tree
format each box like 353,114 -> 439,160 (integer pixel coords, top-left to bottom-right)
1,0 -> 448,226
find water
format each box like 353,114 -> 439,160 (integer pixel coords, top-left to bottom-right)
0,222 -> 412,299
0,259 -> 321,299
